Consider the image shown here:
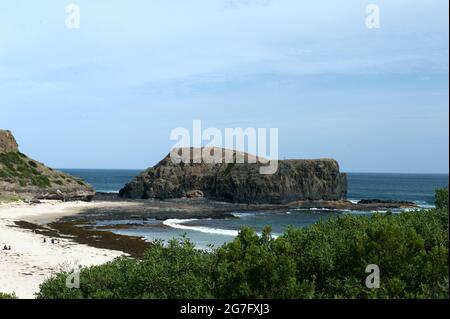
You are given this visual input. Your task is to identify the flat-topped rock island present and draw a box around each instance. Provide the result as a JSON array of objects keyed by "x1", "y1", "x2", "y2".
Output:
[{"x1": 119, "y1": 147, "x2": 348, "y2": 204}]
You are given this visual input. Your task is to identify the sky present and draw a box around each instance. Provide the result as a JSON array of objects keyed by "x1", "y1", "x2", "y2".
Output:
[{"x1": 0, "y1": 0, "x2": 448, "y2": 173}]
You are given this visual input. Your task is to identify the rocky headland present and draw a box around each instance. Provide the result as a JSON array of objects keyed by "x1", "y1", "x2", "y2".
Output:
[{"x1": 0, "y1": 129, "x2": 95, "y2": 202}]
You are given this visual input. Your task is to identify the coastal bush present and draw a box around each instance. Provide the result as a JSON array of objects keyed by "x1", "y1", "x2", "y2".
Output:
[
  {"x1": 210, "y1": 206, "x2": 448, "y2": 299},
  {"x1": 37, "y1": 190, "x2": 449, "y2": 299},
  {"x1": 0, "y1": 292, "x2": 17, "y2": 299},
  {"x1": 435, "y1": 188, "x2": 449, "y2": 210},
  {"x1": 37, "y1": 237, "x2": 213, "y2": 299},
  {"x1": 212, "y1": 227, "x2": 312, "y2": 298}
]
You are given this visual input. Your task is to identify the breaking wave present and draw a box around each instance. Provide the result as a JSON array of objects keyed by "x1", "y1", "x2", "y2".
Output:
[
  {"x1": 162, "y1": 218, "x2": 280, "y2": 238},
  {"x1": 163, "y1": 219, "x2": 239, "y2": 237}
]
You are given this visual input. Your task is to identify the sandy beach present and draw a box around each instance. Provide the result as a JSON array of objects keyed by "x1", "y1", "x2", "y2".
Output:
[{"x1": 0, "y1": 200, "x2": 136, "y2": 299}]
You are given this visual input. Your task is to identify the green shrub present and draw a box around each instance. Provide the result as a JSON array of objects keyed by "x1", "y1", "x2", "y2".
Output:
[
  {"x1": 37, "y1": 237, "x2": 213, "y2": 299},
  {"x1": 435, "y1": 188, "x2": 449, "y2": 210},
  {"x1": 32, "y1": 175, "x2": 51, "y2": 188},
  {"x1": 212, "y1": 227, "x2": 309, "y2": 298},
  {"x1": 28, "y1": 161, "x2": 38, "y2": 168},
  {"x1": 0, "y1": 169, "x2": 10, "y2": 178},
  {"x1": 0, "y1": 292, "x2": 17, "y2": 299},
  {"x1": 0, "y1": 152, "x2": 22, "y2": 165}
]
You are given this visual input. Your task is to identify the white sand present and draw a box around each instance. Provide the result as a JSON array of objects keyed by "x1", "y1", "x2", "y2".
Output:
[{"x1": 0, "y1": 200, "x2": 137, "y2": 299}]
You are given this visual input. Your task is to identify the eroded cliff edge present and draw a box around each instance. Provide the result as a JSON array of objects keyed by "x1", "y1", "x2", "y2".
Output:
[
  {"x1": 119, "y1": 148, "x2": 347, "y2": 204},
  {"x1": 0, "y1": 129, "x2": 95, "y2": 202}
]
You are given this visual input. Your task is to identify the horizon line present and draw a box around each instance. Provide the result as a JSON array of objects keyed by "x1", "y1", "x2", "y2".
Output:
[{"x1": 57, "y1": 168, "x2": 450, "y2": 176}]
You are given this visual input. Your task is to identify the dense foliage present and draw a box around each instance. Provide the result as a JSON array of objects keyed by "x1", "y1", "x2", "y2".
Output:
[
  {"x1": 37, "y1": 190, "x2": 449, "y2": 299},
  {"x1": 436, "y1": 188, "x2": 449, "y2": 210}
]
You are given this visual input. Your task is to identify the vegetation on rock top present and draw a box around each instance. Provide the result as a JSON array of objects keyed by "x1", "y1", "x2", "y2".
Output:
[{"x1": 0, "y1": 152, "x2": 51, "y2": 188}]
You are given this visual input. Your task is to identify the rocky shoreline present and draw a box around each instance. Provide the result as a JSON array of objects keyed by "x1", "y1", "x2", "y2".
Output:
[
  {"x1": 8, "y1": 194, "x2": 419, "y2": 260},
  {"x1": 89, "y1": 192, "x2": 418, "y2": 219}
]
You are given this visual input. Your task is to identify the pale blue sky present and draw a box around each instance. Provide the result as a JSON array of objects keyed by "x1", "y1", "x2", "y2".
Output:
[{"x1": 0, "y1": 0, "x2": 448, "y2": 173}]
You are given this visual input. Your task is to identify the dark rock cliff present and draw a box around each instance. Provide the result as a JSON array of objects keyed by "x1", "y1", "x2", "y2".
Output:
[
  {"x1": 0, "y1": 129, "x2": 95, "y2": 202},
  {"x1": 119, "y1": 148, "x2": 347, "y2": 204}
]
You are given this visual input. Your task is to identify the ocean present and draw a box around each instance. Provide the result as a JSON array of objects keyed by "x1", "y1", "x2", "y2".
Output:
[{"x1": 61, "y1": 169, "x2": 449, "y2": 249}]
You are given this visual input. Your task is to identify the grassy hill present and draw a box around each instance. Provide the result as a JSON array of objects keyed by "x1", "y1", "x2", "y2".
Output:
[{"x1": 0, "y1": 130, "x2": 94, "y2": 202}]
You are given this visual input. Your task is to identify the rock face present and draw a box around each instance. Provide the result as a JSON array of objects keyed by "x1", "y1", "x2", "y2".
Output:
[
  {"x1": 119, "y1": 148, "x2": 347, "y2": 204},
  {"x1": 0, "y1": 130, "x2": 19, "y2": 154},
  {"x1": 0, "y1": 129, "x2": 95, "y2": 202}
]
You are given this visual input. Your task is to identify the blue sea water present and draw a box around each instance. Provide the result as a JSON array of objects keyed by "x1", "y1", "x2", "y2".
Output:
[
  {"x1": 347, "y1": 173, "x2": 448, "y2": 208},
  {"x1": 60, "y1": 169, "x2": 142, "y2": 193},
  {"x1": 61, "y1": 169, "x2": 448, "y2": 249}
]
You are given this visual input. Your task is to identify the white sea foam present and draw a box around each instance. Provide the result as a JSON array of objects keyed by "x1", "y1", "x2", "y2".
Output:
[
  {"x1": 162, "y1": 218, "x2": 280, "y2": 239},
  {"x1": 403, "y1": 208, "x2": 420, "y2": 212},
  {"x1": 163, "y1": 219, "x2": 239, "y2": 237},
  {"x1": 302, "y1": 207, "x2": 352, "y2": 213},
  {"x1": 294, "y1": 203, "x2": 427, "y2": 214},
  {"x1": 231, "y1": 212, "x2": 264, "y2": 218},
  {"x1": 414, "y1": 201, "x2": 435, "y2": 209}
]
